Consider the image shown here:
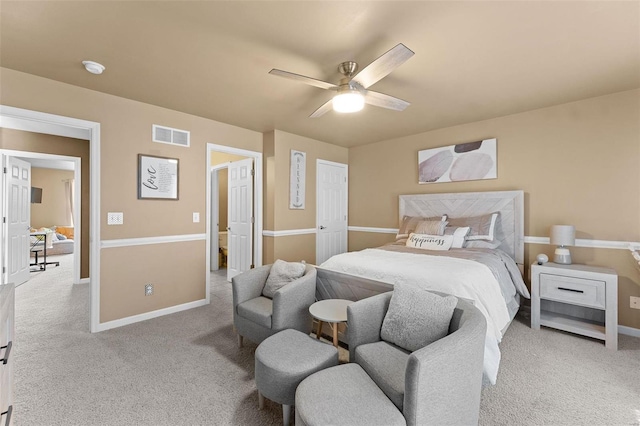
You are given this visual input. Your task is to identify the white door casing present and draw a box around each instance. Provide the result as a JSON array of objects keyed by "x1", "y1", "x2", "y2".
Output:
[
  {"x1": 316, "y1": 160, "x2": 348, "y2": 265},
  {"x1": 5, "y1": 156, "x2": 31, "y2": 286},
  {"x1": 227, "y1": 158, "x2": 253, "y2": 281},
  {"x1": 210, "y1": 167, "x2": 220, "y2": 271}
]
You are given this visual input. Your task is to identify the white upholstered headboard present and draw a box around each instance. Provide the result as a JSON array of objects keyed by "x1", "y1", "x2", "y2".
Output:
[{"x1": 399, "y1": 190, "x2": 525, "y2": 270}]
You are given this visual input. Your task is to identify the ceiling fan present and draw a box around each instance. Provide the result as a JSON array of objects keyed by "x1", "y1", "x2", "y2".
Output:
[{"x1": 269, "y1": 43, "x2": 414, "y2": 118}]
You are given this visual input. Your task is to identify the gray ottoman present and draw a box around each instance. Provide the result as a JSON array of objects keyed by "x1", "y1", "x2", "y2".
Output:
[
  {"x1": 295, "y1": 363, "x2": 406, "y2": 426},
  {"x1": 255, "y1": 329, "x2": 338, "y2": 425}
]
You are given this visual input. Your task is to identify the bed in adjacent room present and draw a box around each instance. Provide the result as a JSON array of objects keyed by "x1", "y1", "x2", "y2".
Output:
[{"x1": 316, "y1": 190, "x2": 530, "y2": 384}]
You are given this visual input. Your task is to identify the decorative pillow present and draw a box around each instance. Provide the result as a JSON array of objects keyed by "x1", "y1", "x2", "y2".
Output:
[
  {"x1": 396, "y1": 215, "x2": 447, "y2": 242},
  {"x1": 445, "y1": 226, "x2": 471, "y2": 248},
  {"x1": 414, "y1": 219, "x2": 448, "y2": 236},
  {"x1": 381, "y1": 286, "x2": 458, "y2": 352},
  {"x1": 56, "y1": 233, "x2": 67, "y2": 240},
  {"x1": 447, "y1": 212, "x2": 499, "y2": 241},
  {"x1": 406, "y1": 233, "x2": 453, "y2": 251},
  {"x1": 56, "y1": 226, "x2": 75, "y2": 240},
  {"x1": 262, "y1": 259, "x2": 306, "y2": 299}
]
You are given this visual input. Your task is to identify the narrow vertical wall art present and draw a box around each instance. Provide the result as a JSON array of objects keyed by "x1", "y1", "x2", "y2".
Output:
[{"x1": 290, "y1": 150, "x2": 306, "y2": 209}]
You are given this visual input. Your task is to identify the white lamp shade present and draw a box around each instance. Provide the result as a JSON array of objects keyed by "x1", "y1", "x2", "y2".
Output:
[
  {"x1": 332, "y1": 91, "x2": 364, "y2": 113},
  {"x1": 550, "y1": 225, "x2": 575, "y2": 246}
]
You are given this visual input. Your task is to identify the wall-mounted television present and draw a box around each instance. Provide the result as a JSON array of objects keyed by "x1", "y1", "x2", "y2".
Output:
[{"x1": 31, "y1": 187, "x2": 42, "y2": 204}]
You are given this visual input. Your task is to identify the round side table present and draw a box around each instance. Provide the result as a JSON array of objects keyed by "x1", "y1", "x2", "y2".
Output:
[{"x1": 309, "y1": 299, "x2": 353, "y2": 347}]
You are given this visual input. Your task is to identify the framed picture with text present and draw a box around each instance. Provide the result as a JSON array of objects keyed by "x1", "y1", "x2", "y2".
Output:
[{"x1": 138, "y1": 154, "x2": 179, "y2": 200}]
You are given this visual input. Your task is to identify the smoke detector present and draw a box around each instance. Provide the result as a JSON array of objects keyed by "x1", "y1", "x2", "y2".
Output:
[{"x1": 82, "y1": 60, "x2": 105, "y2": 75}]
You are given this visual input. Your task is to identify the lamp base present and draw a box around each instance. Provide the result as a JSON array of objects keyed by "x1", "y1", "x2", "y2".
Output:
[{"x1": 554, "y1": 247, "x2": 572, "y2": 265}]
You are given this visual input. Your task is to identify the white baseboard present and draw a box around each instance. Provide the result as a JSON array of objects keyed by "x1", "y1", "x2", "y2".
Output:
[
  {"x1": 76, "y1": 278, "x2": 90, "y2": 285},
  {"x1": 619, "y1": 325, "x2": 640, "y2": 338},
  {"x1": 94, "y1": 299, "x2": 208, "y2": 332}
]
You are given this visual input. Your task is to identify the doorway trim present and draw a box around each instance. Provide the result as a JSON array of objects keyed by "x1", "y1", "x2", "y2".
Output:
[
  {"x1": 0, "y1": 149, "x2": 82, "y2": 285},
  {"x1": 206, "y1": 144, "x2": 262, "y2": 288},
  {"x1": 0, "y1": 105, "x2": 101, "y2": 333}
]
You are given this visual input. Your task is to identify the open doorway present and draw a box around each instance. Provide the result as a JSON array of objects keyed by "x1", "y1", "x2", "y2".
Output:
[
  {"x1": 0, "y1": 105, "x2": 101, "y2": 332},
  {"x1": 1, "y1": 150, "x2": 82, "y2": 286},
  {"x1": 206, "y1": 144, "x2": 262, "y2": 285}
]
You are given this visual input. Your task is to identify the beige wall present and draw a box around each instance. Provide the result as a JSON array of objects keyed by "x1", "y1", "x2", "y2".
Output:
[
  {"x1": 263, "y1": 130, "x2": 348, "y2": 264},
  {"x1": 30, "y1": 167, "x2": 75, "y2": 228},
  {"x1": 1, "y1": 68, "x2": 262, "y2": 323},
  {"x1": 0, "y1": 129, "x2": 90, "y2": 278},
  {"x1": 348, "y1": 89, "x2": 640, "y2": 329}
]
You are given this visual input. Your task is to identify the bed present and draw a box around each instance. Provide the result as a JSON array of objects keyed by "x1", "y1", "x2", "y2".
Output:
[{"x1": 316, "y1": 190, "x2": 530, "y2": 385}]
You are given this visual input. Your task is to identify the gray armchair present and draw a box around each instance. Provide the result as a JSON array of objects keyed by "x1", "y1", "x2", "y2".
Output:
[
  {"x1": 295, "y1": 290, "x2": 487, "y2": 426},
  {"x1": 232, "y1": 264, "x2": 317, "y2": 347}
]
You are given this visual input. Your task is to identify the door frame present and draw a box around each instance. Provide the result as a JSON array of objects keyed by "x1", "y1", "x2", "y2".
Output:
[
  {"x1": 1, "y1": 150, "x2": 82, "y2": 285},
  {"x1": 0, "y1": 105, "x2": 101, "y2": 333},
  {"x1": 206, "y1": 144, "x2": 262, "y2": 287},
  {"x1": 315, "y1": 159, "x2": 348, "y2": 265}
]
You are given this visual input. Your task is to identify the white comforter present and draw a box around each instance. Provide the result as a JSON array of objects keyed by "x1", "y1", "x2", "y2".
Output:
[{"x1": 320, "y1": 248, "x2": 515, "y2": 384}]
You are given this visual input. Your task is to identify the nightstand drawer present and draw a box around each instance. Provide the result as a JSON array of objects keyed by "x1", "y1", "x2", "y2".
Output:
[{"x1": 540, "y1": 273, "x2": 605, "y2": 309}]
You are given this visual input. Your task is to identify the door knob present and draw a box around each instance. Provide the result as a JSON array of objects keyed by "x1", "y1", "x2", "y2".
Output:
[{"x1": 319, "y1": 226, "x2": 326, "y2": 230}]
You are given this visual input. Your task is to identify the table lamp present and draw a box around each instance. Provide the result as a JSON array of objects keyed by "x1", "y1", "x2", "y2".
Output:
[{"x1": 550, "y1": 225, "x2": 575, "y2": 264}]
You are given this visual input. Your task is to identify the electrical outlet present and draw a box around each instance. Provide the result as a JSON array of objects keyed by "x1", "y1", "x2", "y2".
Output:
[
  {"x1": 145, "y1": 283, "x2": 153, "y2": 296},
  {"x1": 107, "y1": 212, "x2": 124, "y2": 225},
  {"x1": 631, "y1": 296, "x2": 640, "y2": 309},
  {"x1": 193, "y1": 212, "x2": 200, "y2": 223}
]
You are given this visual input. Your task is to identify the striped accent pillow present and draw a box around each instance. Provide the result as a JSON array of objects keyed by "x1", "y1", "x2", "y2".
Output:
[
  {"x1": 415, "y1": 219, "x2": 448, "y2": 236},
  {"x1": 396, "y1": 215, "x2": 447, "y2": 242}
]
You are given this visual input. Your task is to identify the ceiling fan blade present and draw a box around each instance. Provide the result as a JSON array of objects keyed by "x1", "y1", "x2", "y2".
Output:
[
  {"x1": 363, "y1": 90, "x2": 410, "y2": 111},
  {"x1": 269, "y1": 69, "x2": 338, "y2": 91},
  {"x1": 351, "y1": 43, "x2": 415, "y2": 89},
  {"x1": 309, "y1": 99, "x2": 334, "y2": 118}
]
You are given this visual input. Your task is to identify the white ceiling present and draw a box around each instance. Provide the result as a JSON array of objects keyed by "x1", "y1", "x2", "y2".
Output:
[{"x1": 1, "y1": 1, "x2": 638, "y2": 148}]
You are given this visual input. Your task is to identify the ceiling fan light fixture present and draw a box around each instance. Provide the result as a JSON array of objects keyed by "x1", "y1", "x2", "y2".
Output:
[{"x1": 332, "y1": 90, "x2": 364, "y2": 113}]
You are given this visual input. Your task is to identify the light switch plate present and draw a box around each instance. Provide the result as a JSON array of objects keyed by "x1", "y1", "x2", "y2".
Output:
[
  {"x1": 107, "y1": 212, "x2": 123, "y2": 225},
  {"x1": 193, "y1": 212, "x2": 200, "y2": 223}
]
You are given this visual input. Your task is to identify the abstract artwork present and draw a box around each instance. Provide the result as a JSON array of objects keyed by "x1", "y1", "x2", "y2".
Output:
[{"x1": 418, "y1": 138, "x2": 497, "y2": 184}]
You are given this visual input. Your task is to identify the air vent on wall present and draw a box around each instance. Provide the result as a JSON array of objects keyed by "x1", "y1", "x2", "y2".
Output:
[{"x1": 152, "y1": 124, "x2": 190, "y2": 147}]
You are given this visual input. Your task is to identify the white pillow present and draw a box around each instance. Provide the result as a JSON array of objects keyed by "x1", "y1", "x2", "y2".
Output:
[
  {"x1": 406, "y1": 233, "x2": 453, "y2": 251},
  {"x1": 445, "y1": 226, "x2": 471, "y2": 248}
]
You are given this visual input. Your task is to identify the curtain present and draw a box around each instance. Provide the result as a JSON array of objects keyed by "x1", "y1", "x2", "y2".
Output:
[{"x1": 64, "y1": 179, "x2": 74, "y2": 227}]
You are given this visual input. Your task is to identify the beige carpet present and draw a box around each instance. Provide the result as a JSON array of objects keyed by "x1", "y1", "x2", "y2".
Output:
[{"x1": 13, "y1": 256, "x2": 640, "y2": 425}]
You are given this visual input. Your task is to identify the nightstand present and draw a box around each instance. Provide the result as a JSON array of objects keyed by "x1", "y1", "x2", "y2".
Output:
[{"x1": 531, "y1": 262, "x2": 617, "y2": 350}]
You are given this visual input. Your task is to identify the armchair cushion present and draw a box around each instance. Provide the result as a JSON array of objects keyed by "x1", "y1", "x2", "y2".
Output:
[
  {"x1": 262, "y1": 259, "x2": 306, "y2": 298},
  {"x1": 355, "y1": 341, "x2": 410, "y2": 410},
  {"x1": 237, "y1": 296, "x2": 273, "y2": 328},
  {"x1": 381, "y1": 285, "x2": 457, "y2": 352}
]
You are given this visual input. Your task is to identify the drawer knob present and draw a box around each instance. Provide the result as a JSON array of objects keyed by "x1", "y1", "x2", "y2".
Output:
[{"x1": 557, "y1": 287, "x2": 584, "y2": 294}]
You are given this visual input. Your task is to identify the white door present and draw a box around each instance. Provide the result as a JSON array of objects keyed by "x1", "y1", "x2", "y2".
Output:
[
  {"x1": 5, "y1": 156, "x2": 31, "y2": 286},
  {"x1": 316, "y1": 160, "x2": 348, "y2": 265},
  {"x1": 227, "y1": 158, "x2": 253, "y2": 281}
]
